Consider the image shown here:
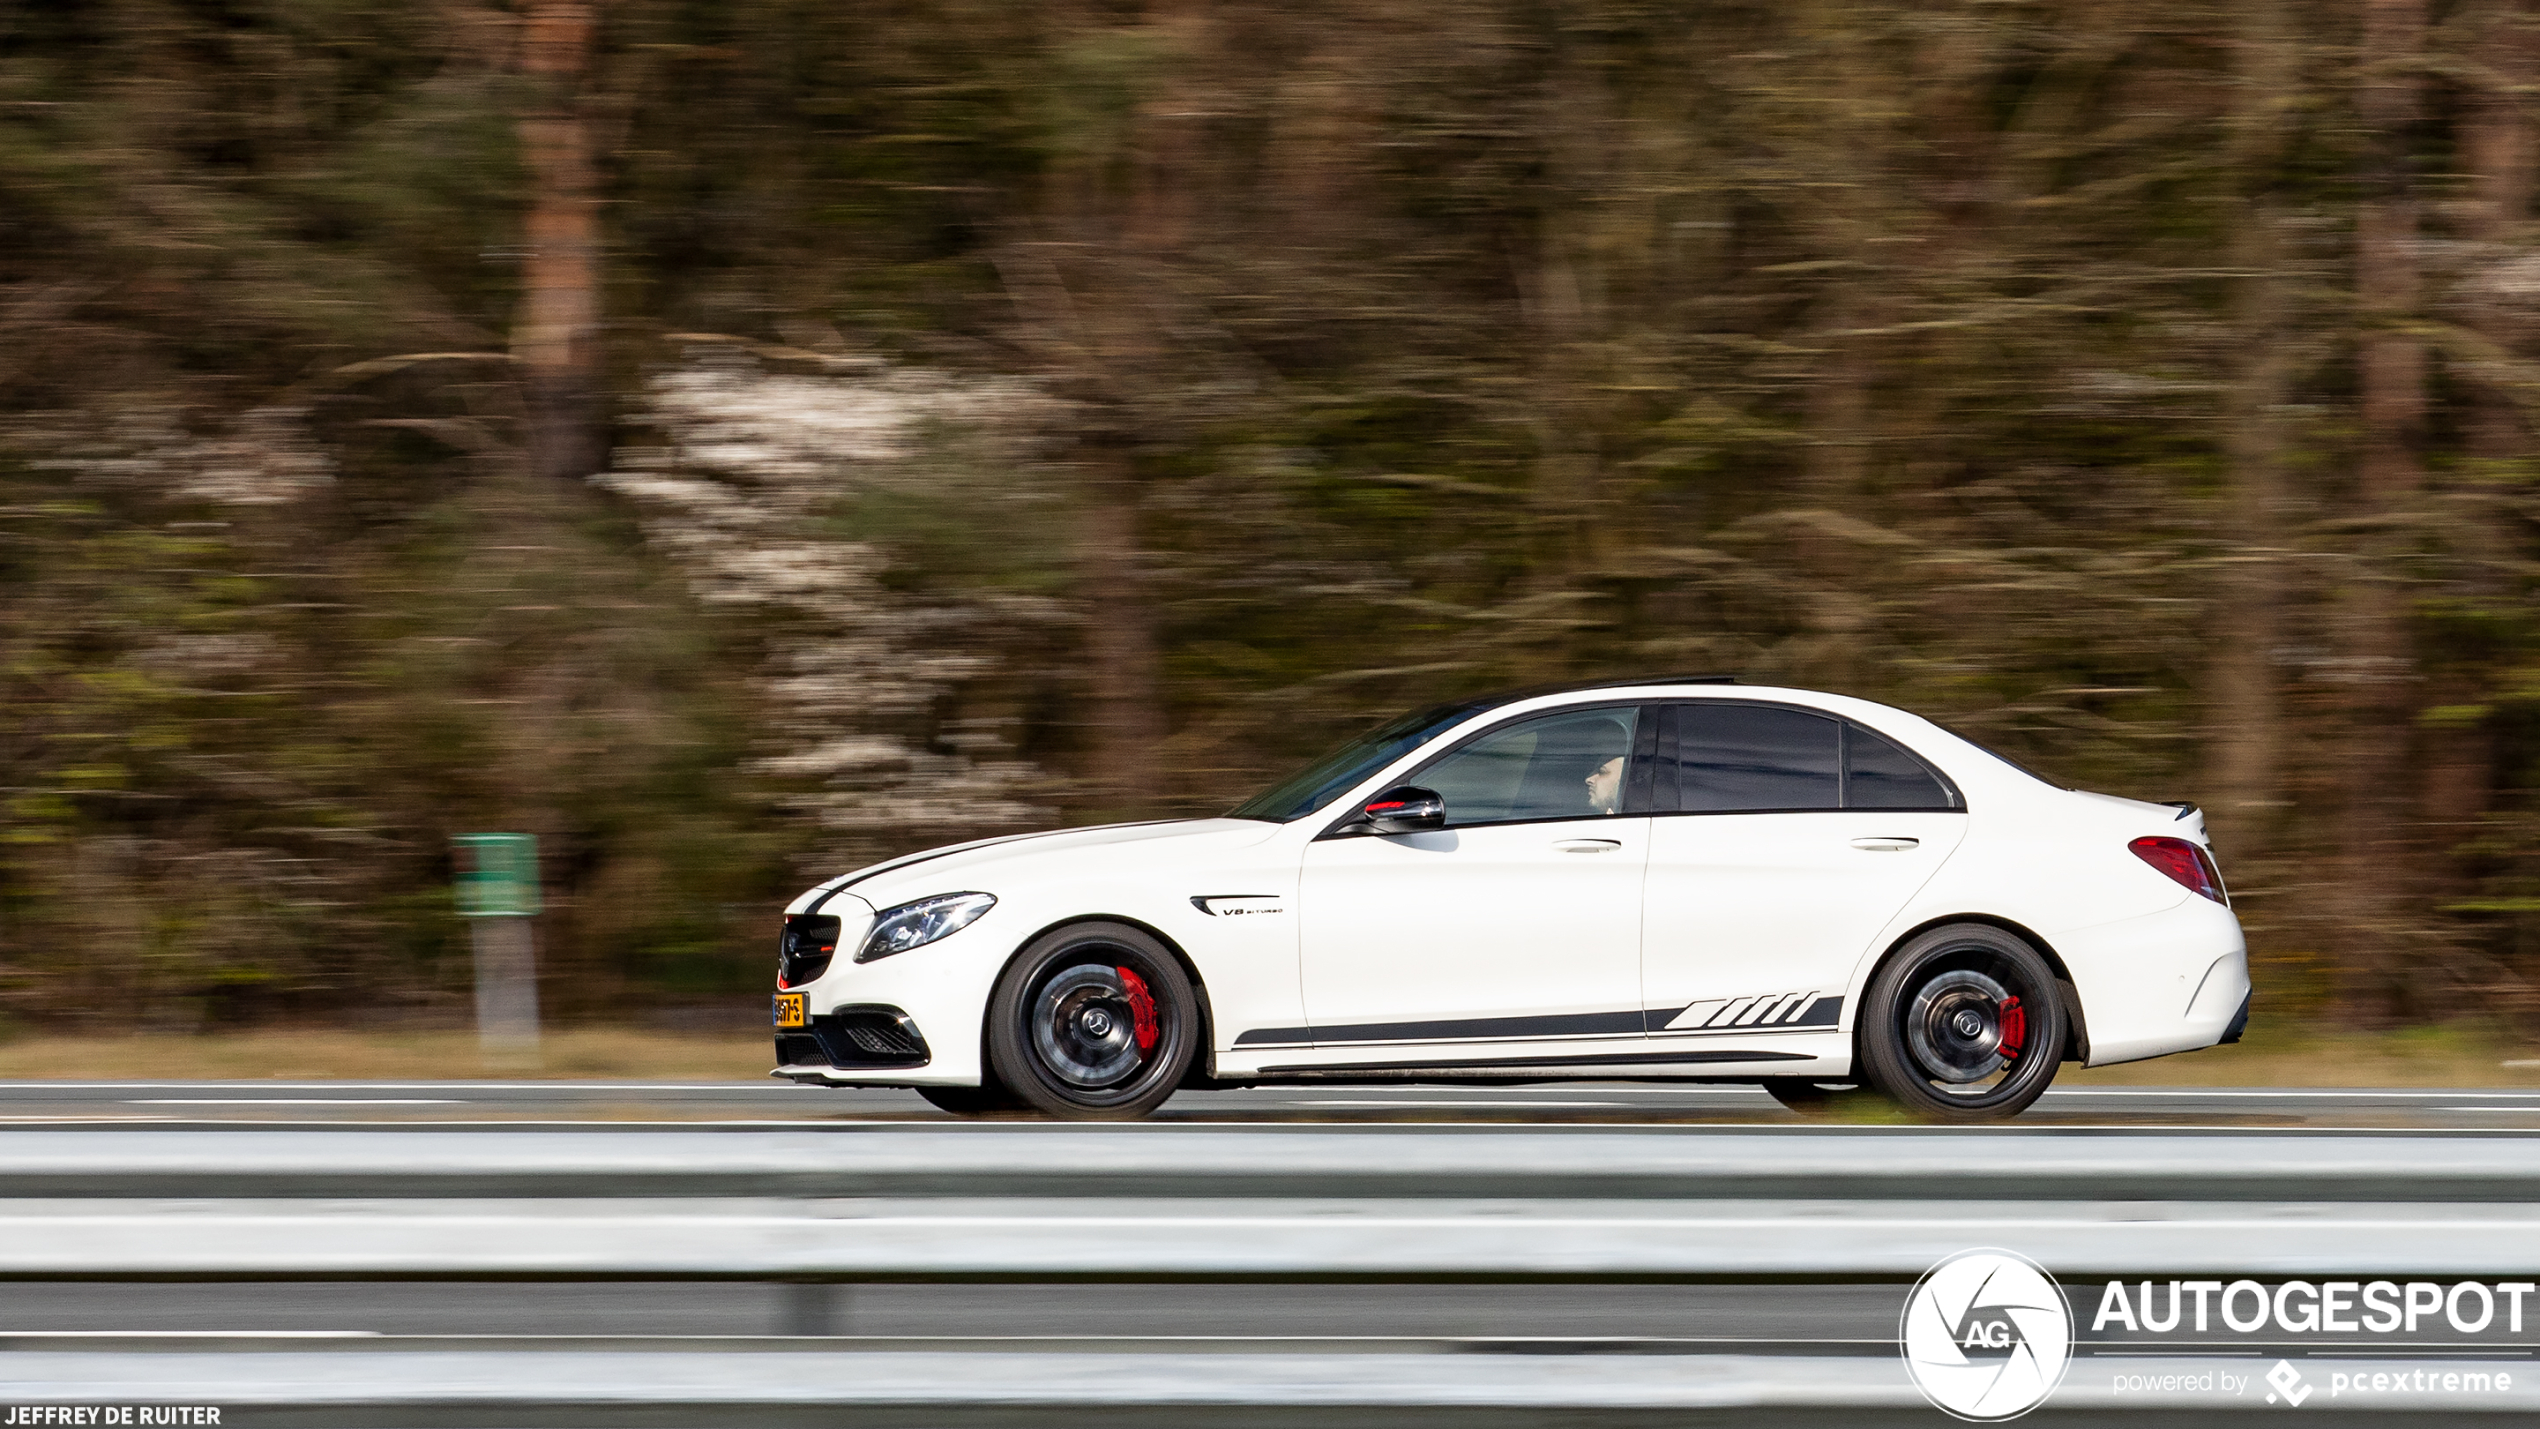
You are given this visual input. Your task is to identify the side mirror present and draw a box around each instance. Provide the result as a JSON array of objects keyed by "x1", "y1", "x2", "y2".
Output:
[{"x1": 1351, "y1": 785, "x2": 1445, "y2": 835}]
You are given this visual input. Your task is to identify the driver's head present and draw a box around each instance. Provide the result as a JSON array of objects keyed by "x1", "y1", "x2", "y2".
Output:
[{"x1": 1585, "y1": 754, "x2": 1624, "y2": 814}]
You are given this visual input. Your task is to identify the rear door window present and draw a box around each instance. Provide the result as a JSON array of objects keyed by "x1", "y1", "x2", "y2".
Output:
[
  {"x1": 1662, "y1": 703, "x2": 1964, "y2": 812},
  {"x1": 1668, "y1": 704, "x2": 1843, "y2": 812}
]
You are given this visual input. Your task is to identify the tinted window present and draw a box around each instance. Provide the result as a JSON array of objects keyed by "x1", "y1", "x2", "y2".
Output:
[
  {"x1": 1846, "y1": 724, "x2": 1959, "y2": 808},
  {"x1": 1417, "y1": 707, "x2": 1639, "y2": 827},
  {"x1": 1673, "y1": 705, "x2": 1841, "y2": 812}
]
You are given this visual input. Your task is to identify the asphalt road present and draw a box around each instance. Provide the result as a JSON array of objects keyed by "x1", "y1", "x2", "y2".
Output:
[{"x1": 6, "y1": 1078, "x2": 2540, "y2": 1128}]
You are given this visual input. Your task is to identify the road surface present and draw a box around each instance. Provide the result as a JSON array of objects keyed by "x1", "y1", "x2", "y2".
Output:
[{"x1": 3, "y1": 1077, "x2": 2538, "y2": 1127}]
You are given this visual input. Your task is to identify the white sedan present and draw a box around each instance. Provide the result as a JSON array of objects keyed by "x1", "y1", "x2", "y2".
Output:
[{"x1": 771, "y1": 679, "x2": 2249, "y2": 1121}]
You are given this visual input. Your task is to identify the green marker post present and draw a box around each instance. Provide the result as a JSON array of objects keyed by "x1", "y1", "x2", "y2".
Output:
[{"x1": 455, "y1": 833, "x2": 542, "y2": 1067}]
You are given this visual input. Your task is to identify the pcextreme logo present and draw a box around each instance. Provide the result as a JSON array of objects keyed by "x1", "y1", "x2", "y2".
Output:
[{"x1": 1900, "y1": 1249, "x2": 2075, "y2": 1421}]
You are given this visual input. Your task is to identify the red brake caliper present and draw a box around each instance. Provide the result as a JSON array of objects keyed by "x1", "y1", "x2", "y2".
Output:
[
  {"x1": 1997, "y1": 995, "x2": 2026, "y2": 1062},
  {"x1": 1116, "y1": 966, "x2": 1159, "y2": 1055}
]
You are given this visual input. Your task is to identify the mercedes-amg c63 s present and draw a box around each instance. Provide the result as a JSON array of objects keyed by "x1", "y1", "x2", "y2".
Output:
[{"x1": 771, "y1": 678, "x2": 2249, "y2": 1121}]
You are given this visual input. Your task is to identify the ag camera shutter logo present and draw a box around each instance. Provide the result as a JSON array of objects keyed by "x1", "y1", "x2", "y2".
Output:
[{"x1": 1901, "y1": 1249, "x2": 2074, "y2": 1421}]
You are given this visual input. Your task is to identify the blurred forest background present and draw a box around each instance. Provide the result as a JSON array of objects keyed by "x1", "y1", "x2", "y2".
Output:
[{"x1": 3, "y1": 0, "x2": 2537, "y2": 1034}]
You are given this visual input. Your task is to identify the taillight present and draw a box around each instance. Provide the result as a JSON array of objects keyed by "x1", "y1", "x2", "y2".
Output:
[{"x1": 2129, "y1": 836, "x2": 2226, "y2": 904}]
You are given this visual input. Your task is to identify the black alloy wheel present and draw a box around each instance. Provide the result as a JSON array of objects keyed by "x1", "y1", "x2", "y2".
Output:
[
  {"x1": 1856, "y1": 923, "x2": 2066, "y2": 1122},
  {"x1": 986, "y1": 921, "x2": 1199, "y2": 1120}
]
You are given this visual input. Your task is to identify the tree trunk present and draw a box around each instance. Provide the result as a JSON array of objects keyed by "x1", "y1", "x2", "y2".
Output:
[
  {"x1": 2342, "y1": 0, "x2": 2429, "y2": 1013},
  {"x1": 1057, "y1": 0, "x2": 1207, "y2": 817},
  {"x1": 2464, "y1": 0, "x2": 2537, "y2": 464},
  {"x1": 1524, "y1": 234, "x2": 1603, "y2": 621},
  {"x1": 1078, "y1": 459, "x2": 1166, "y2": 815},
  {"x1": 1511, "y1": 23, "x2": 1637, "y2": 687},
  {"x1": 2427, "y1": 0, "x2": 2538, "y2": 879},
  {"x1": 1521, "y1": 38, "x2": 1605, "y2": 619},
  {"x1": 513, "y1": 0, "x2": 604, "y2": 485},
  {"x1": 2205, "y1": 0, "x2": 2294, "y2": 862}
]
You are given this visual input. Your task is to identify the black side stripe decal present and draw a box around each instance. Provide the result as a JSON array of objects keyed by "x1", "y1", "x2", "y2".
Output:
[
  {"x1": 1234, "y1": 996, "x2": 1843, "y2": 1049},
  {"x1": 1258, "y1": 1048, "x2": 1814, "y2": 1075},
  {"x1": 1646, "y1": 994, "x2": 1843, "y2": 1034},
  {"x1": 1235, "y1": 1007, "x2": 1644, "y2": 1048}
]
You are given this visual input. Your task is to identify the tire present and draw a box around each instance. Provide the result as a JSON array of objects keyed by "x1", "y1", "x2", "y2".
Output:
[
  {"x1": 1761, "y1": 1078, "x2": 1882, "y2": 1119},
  {"x1": 1856, "y1": 923, "x2": 2066, "y2": 1123},
  {"x1": 986, "y1": 921, "x2": 1199, "y2": 1120},
  {"x1": 915, "y1": 1083, "x2": 1025, "y2": 1118}
]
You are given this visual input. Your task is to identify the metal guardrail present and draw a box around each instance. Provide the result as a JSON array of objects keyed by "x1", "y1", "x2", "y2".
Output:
[
  {"x1": 6, "y1": 1126, "x2": 2540, "y2": 1201},
  {"x1": 0, "y1": 1127, "x2": 2526, "y2": 1279},
  {"x1": 3, "y1": 1348, "x2": 1924, "y2": 1407},
  {"x1": 3, "y1": 1128, "x2": 2535, "y2": 1424},
  {"x1": 5, "y1": 1196, "x2": 2538, "y2": 1278}
]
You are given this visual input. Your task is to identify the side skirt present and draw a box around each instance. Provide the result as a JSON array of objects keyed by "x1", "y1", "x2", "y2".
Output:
[{"x1": 1251, "y1": 1049, "x2": 1820, "y2": 1082}]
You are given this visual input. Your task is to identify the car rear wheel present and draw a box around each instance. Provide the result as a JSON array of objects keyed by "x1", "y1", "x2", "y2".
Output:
[
  {"x1": 1857, "y1": 923, "x2": 2065, "y2": 1123},
  {"x1": 986, "y1": 921, "x2": 1198, "y2": 1121}
]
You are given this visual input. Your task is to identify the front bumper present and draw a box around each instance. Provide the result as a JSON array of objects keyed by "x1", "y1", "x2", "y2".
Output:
[{"x1": 772, "y1": 1005, "x2": 931, "y2": 1084}]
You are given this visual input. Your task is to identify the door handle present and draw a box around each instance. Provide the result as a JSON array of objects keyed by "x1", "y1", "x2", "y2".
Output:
[
  {"x1": 1553, "y1": 838, "x2": 1624, "y2": 854},
  {"x1": 1850, "y1": 836, "x2": 1919, "y2": 852}
]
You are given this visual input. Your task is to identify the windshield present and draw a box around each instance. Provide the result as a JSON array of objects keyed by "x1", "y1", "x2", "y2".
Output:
[{"x1": 1228, "y1": 701, "x2": 1486, "y2": 821}]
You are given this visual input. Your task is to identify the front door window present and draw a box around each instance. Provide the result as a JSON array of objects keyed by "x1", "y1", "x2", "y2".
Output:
[{"x1": 1423, "y1": 706, "x2": 1641, "y2": 826}]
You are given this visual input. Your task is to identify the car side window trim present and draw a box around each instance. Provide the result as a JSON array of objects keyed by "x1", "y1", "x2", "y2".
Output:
[
  {"x1": 1314, "y1": 701, "x2": 1656, "y2": 839},
  {"x1": 1625, "y1": 703, "x2": 1660, "y2": 815},
  {"x1": 1651, "y1": 703, "x2": 1679, "y2": 812},
  {"x1": 1655, "y1": 699, "x2": 1966, "y2": 815}
]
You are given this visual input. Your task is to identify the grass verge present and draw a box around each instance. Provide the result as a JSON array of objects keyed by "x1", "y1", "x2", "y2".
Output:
[
  {"x1": 2062, "y1": 1018, "x2": 2540, "y2": 1088},
  {"x1": 0, "y1": 1028, "x2": 772, "y2": 1080}
]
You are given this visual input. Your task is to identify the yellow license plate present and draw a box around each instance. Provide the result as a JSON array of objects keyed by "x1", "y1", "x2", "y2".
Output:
[{"x1": 772, "y1": 992, "x2": 806, "y2": 1029}]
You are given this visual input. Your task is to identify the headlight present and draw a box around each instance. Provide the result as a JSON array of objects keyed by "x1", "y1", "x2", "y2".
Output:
[{"x1": 857, "y1": 892, "x2": 997, "y2": 963}]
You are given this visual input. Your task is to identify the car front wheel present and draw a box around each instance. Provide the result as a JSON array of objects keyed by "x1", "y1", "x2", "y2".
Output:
[
  {"x1": 1856, "y1": 923, "x2": 2065, "y2": 1123},
  {"x1": 986, "y1": 921, "x2": 1198, "y2": 1120}
]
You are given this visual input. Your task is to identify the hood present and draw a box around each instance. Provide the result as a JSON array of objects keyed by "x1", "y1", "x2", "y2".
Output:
[{"x1": 798, "y1": 818, "x2": 1282, "y2": 912}]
